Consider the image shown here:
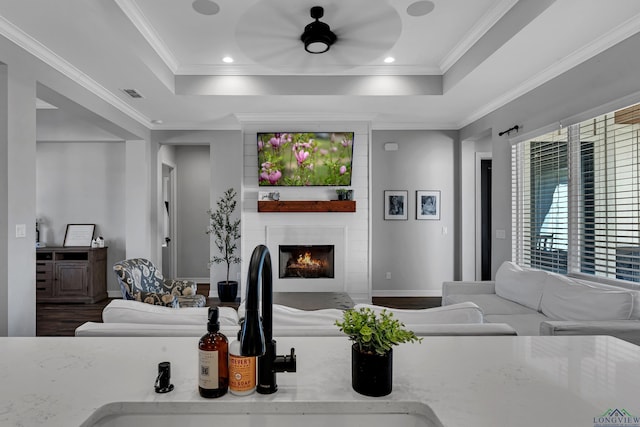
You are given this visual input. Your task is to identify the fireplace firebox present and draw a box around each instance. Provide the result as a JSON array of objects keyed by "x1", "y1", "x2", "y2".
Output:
[{"x1": 279, "y1": 245, "x2": 335, "y2": 279}]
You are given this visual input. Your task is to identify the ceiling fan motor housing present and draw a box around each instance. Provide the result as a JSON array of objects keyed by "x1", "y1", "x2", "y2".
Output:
[{"x1": 301, "y1": 6, "x2": 337, "y2": 54}]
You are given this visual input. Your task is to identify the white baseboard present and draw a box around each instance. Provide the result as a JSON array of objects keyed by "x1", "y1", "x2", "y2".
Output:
[{"x1": 372, "y1": 290, "x2": 442, "y2": 297}]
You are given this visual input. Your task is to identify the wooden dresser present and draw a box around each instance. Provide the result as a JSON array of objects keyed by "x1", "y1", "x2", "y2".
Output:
[{"x1": 36, "y1": 247, "x2": 108, "y2": 303}]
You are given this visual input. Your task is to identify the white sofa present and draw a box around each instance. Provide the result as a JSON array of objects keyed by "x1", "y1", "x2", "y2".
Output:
[
  {"x1": 443, "y1": 261, "x2": 640, "y2": 345},
  {"x1": 74, "y1": 299, "x2": 517, "y2": 337}
]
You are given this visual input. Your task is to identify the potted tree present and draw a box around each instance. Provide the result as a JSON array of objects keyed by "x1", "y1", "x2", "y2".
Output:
[
  {"x1": 335, "y1": 307, "x2": 422, "y2": 396},
  {"x1": 207, "y1": 188, "x2": 241, "y2": 302}
]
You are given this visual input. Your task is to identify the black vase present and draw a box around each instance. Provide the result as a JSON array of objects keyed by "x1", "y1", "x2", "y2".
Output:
[
  {"x1": 217, "y1": 280, "x2": 238, "y2": 302},
  {"x1": 351, "y1": 344, "x2": 392, "y2": 397}
]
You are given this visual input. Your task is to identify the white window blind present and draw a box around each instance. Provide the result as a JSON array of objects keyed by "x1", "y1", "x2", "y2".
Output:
[
  {"x1": 512, "y1": 127, "x2": 569, "y2": 274},
  {"x1": 513, "y1": 103, "x2": 640, "y2": 284},
  {"x1": 572, "y1": 108, "x2": 640, "y2": 282}
]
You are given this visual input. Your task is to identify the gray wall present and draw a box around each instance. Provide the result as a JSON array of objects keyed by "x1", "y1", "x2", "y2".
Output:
[
  {"x1": 371, "y1": 130, "x2": 458, "y2": 296},
  {"x1": 0, "y1": 61, "x2": 37, "y2": 336},
  {"x1": 155, "y1": 129, "x2": 243, "y2": 289},
  {"x1": 36, "y1": 141, "x2": 126, "y2": 294},
  {"x1": 175, "y1": 145, "x2": 210, "y2": 279}
]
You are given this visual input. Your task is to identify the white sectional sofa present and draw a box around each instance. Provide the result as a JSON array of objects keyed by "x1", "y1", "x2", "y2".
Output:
[
  {"x1": 443, "y1": 261, "x2": 640, "y2": 345},
  {"x1": 74, "y1": 299, "x2": 517, "y2": 337}
]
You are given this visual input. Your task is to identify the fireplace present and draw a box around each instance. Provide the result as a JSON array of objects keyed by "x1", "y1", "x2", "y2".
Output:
[
  {"x1": 279, "y1": 245, "x2": 335, "y2": 279},
  {"x1": 266, "y1": 225, "x2": 346, "y2": 292}
]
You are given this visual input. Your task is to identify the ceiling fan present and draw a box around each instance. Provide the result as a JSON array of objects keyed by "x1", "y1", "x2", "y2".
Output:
[{"x1": 235, "y1": 0, "x2": 401, "y2": 72}]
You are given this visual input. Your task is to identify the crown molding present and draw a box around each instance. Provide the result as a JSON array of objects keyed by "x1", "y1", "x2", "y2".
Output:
[
  {"x1": 150, "y1": 121, "x2": 242, "y2": 131},
  {"x1": 0, "y1": 15, "x2": 152, "y2": 128},
  {"x1": 114, "y1": 0, "x2": 179, "y2": 73},
  {"x1": 148, "y1": 117, "x2": 459, "y2": 131},
  {"x1": 371, "y1": 121, "x2": 459, "y2": 131},
  {"x1": 457, "y1": 12, "x2": 640, "y2": 129},
  {"x1": 439, "y1": 0, "x2": 518, "y2": 73},
  {"x1": 176, "y1": 63, "x2": 442, "y2": 76},
  {"x1": 235, "y1": 112, "x2": 376, "y2": 124}
]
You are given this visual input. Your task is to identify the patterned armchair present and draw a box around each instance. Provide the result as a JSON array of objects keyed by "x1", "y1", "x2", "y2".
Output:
[{"x1": 113, "y1": 258, "x2": 207, "y2": 308}]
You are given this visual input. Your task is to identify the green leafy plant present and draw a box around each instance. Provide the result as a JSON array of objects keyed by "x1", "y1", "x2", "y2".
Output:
[
  {"x1": 335, "y1": 188, "x2": 348, "y2": 200},
  {"x1": 335, "y1": 307, "x2": 422, "y2": 356},
  {"x1": 207, "y1": 188, "x2": 241, "y2": 284}
]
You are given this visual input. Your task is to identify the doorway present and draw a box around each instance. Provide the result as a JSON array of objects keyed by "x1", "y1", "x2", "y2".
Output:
[
  {"x1": 480, "y1": 159, "x2": 492, "y2": 280},
  {"x1": 162, "y1": 163, "x2": 176, "y2": 278}
]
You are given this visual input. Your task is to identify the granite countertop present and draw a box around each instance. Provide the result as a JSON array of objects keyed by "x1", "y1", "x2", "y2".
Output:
[{"x1": 1, "y1": 335, "x2": 639, "y2": 426}]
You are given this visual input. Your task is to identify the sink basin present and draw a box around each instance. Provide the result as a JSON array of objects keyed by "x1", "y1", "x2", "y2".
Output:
[{"x1": 82, "y1": 400, "x2": 441, "y2": 427}]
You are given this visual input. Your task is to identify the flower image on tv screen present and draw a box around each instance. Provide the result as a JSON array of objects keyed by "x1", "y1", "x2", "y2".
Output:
[{"x1": 257, "y1": 132, "x2": 354, "y2": 186}]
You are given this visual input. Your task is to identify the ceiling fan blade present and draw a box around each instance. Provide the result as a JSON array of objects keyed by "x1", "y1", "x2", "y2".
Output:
[
  {"x1": 265, "y1": 0, "x2": 307, "y2": 28},
  {"x1": 236, "y1": 0, "x2": 401, "y2": 73}
]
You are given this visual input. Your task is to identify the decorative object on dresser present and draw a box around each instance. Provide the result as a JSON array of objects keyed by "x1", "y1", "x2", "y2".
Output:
[
  {"x1": 208, "y1": 188, "x2": 241, "y2": 302},
  {"x1": 62, "y1": 223, "x2": 96, "y2": 247},
  {"x1": 335, "y1": 306, "x2": 422, "y2": 397},
  {"x1": 36, "y1": 247, "x2": 107, "y2": 303}
]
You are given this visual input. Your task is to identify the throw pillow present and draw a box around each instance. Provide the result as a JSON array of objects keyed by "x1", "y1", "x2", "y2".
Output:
[
  {"x1": 540, "y1": 274, "x2": 635, "y2": 321},
  {"x1": 494, "y1": 261, "x2": 547, "y2": 311}
]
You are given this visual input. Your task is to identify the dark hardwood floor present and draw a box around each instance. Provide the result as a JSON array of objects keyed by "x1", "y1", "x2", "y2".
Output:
[
  {"x1": 36, "y1": 299, "x2": 113, "y2": 336},
  {"x1": 36, "y1": 294, "x2": 441, "y2": 337},
  {"x1": 373, "y1": 296, "x2": 441, "y2": 310}
]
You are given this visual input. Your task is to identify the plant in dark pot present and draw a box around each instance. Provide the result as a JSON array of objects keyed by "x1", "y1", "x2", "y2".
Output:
[
  {"x1": 335, "y1": 188, "x2": 353, "y2": 201},
  {"x1": 207, "y1": 188, "x2": 241, "y2": 302},
  {"x1": 335, "y1": 307, "x2": 422, "y2": 397}
]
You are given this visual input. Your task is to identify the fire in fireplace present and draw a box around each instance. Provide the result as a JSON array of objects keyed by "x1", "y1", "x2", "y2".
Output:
[{"x1": 279, "y1": 245, "x2": 335, "y2": 279}]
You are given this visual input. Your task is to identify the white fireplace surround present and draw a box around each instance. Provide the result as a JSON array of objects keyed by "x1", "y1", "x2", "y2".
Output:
[{"x1": 266, "y1": 226, "x2": 346, "y2": 292}]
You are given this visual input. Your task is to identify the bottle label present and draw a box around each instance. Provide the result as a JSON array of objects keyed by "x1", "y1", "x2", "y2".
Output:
[
  {"x1": 199, "y1": 350, "x2": 219, "y2": 389},
  {"x1": 229, "y1": 354, "x2": 256, "y2": 392}
]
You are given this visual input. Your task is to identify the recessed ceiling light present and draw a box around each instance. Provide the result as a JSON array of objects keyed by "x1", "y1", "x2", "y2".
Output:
[
  {"x1": 222, "y1": 56, "x2": 234, "y2": 63},
  {"x1": 384, "y1": 57, "x2": 395, "y2": 64},
  {"x1": 407, "y1": 1, "x2": 435, "y2": 17},
  {"x1": 151, "y1": 119, "x2": 163, "y2": 125},
  {"x1": 192, "y1": 0, "x2": 220, "y2": 15}
]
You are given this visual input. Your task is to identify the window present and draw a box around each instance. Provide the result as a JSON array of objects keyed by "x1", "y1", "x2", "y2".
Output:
[
  {"x1": 512, "y1": 128, "x2": 570, "y2": 274},
  {"x1": 513, "y1": 103, "x2": 640, "y2": 284}
]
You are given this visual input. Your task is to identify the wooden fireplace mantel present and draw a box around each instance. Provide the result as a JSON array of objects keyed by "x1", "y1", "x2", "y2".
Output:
[{"x1": 257, "y1": 200, "x2": 356, "y2": 213}]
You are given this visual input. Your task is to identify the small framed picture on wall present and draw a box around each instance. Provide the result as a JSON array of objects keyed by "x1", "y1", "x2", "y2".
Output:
[
  {"x1": 416, "y1": 190, "x2": 440, "y2": 220},
  {"x1": 384, "y1": 190, "x2": 408, "y2": 220}
]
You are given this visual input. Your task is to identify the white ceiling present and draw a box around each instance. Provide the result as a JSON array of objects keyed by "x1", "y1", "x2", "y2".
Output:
[{"x1": 1, "y1": 0, "x2": 640, "y2": 131}]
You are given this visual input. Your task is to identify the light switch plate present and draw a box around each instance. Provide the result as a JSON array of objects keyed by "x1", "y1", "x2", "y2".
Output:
[{"x1": 15, "y1": 224, "x2": 26, "y2": 238}]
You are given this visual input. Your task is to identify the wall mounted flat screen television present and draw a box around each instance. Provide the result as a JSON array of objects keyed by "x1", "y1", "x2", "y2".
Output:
[{"x1": 258, "y1": 132, "x2": 354, "y2": 186}]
